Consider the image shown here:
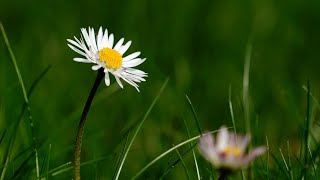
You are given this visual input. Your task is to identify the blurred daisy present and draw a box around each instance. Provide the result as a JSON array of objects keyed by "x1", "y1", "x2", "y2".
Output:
[
  {"x1": 198, "y1": 126, "x2": 266, "y2": 170},
  {"x1": 67, "y1": 27, "x2": 147, "y2": 92}
]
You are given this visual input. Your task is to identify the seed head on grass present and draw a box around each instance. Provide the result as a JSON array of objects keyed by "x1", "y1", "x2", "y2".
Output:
[
  {"x1": 67, "y1": 27, "x2": 147, "y2": 92},
  {"x1": 198, "y1": 126, "x2": 266, "y2": 171}
]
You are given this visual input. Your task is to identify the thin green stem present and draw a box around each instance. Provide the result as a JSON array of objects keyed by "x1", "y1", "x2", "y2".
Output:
[{"x1": 74, "y1": 69, "x2": 104, "y2": 180}]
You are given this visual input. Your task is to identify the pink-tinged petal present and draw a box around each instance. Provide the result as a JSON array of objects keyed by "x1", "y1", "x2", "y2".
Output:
[
  {"x1": 236, "y1": 135, "x2": 251, "y2": 153},
  {"x1": 217, "y1": 127, "x2": 229, "y2": 152},
  {"x1": 198, "y1": 133, "x2": 217, "y2": 162},
  {"x1": 243, "y1": 146, "x2": 266, "y2": 164}
]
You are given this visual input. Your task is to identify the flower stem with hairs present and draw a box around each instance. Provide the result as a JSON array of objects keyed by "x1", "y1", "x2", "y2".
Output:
[{"x1": 74, "y1": 69, "x2": 104, "y2": 180}]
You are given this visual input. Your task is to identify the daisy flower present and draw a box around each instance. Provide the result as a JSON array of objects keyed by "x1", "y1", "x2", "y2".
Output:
[
  {"x1": 67, "y1": 27, "x2": 147, "y2": 92},
  {"x1": 198, "y1": 126, "x2": 266, "y2": 170}
]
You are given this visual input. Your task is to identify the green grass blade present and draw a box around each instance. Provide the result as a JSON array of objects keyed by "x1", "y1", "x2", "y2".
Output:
[
  {"x1": 279, "y1": 148, "x2": 290, "y2": 178},
  {"x1": 287, "y1": 141, "x2": 293, "y2": 180},
  {"x1": 266, "y1": 136, "x2": 270, "y2": 180},
  {"x1": 114, "y1": 78, "x2": 169, "y2": 180},
  {"x1": 0, "y1": 22, "x2": 28, "y2": 103},
  {"x1": 307, "y1": 145, "x2": 316, "y2": 176},
  {"x1": 159, "y1": 142, "x2": 198, "y2": 179},
  {"x1": 0, "y1": 130, "x2": 6, "y2": 145},
  {"x1": 243, "y1": 40, "x2": 252, "y2": 134},
  {"x1": 50, "y1": 155, "x2": 114, "y2": 177},
  {"x1": 228, "y1": 85, "x2": 237, "y2": 134},
  {"x1": 304, "y1": 80, "x2": 310, "y2": 166},
  {"x1": 175, "y1": 148, "x2": 190, "y2": 180},
  {"x1": 112, "y1": 130, "x2": 131, "y2": 180},
  {"x1": 46, "y1": 144, "x2": 52, "y2": 180},
  {"x1": 183, "y1": 117, "x2": 201, "y2": 180},
  {"x1": 0, "y1": 157, "x2": 9, "y2": 180},
  {"x1": 185, "y1": 95, "x2": 202, "y2": 134},
  {"x1": 131, "y1": 129, "x2": 221, "y2": 179}
]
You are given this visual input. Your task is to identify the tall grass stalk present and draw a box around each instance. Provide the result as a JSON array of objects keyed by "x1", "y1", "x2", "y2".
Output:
[
  {"x1": 1, "y1": 22, "x2": 40, "y2": 179},
  {"x1": 183, "y1": 117, "x2": 201, "y2": 180},
  {"x1": 131, "y1": 129, "x2": 222, "y2": 179},
  {"x1": 114, "y1": 78, "x2": 169, "y2": 180}
]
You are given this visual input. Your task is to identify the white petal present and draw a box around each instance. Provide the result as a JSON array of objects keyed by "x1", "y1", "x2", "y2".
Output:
[
  {"x1": 118, "y1": 41, "x2": 132, "y2": 55},
  {"x1": 81, "y1": 28, "x2": 91, "y2": 48},
  {"x1": 114, "y1": 75, "x2": 123, "y2": 88},
  {"x1": 89, "y1": 27, "x2": 98, "y2": 52},
  {"x1": 101, "y1": 29, "x2": 109, "y2": 48},
  {"x1": 91, "y1": 64, "x2": 101, "y2": 70},
  {"x1": 118, "y1": 73, "x2": 140, "y2": 92},
  {"x1": 104, "y1": 71, "x2": 110, "y2": 86},
  {"x1": 114, "y1": 38, "x2": 124, "y2": 51},
  {"x1": 122, "y1": 58, "x2": 146, "y2": 68},
  {"x1": 123, "y1": 52, "x2": 141, "y2": 61},
  {"x1": 68, "y1": 44, "x2": 87, "y2": 57},
  {"x1": 123, "y1": 72, "x2": 146, "y2": 82},
  {"x1": 67, "y1": 39, "x2": 83, "y2": 50},
  {"x1": 107, "y1": 34, "x2": 114, "y2": 48},
  {"x1": 125, "y1": 68, "x2": 148, "y2": 77},
  {"x1": 73, "y1": 58, "x2": 91, "y2": 63},
  {"x1": 97, "y1": 27, "x2": 103, "y2": 50}
]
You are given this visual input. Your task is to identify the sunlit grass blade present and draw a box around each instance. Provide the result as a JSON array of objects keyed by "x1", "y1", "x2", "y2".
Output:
[
  {"x1": 243, "y1": 40, "x2": 252, "y2": 135},
  {"x1": 279, "y1": 148, "x2": 290, "y2": 179},
  {"x1": 175, "y1": 148, "x2": 190, "y2": 180},
  {"x1": 185, "y1": 94, "x2": 202, "y2": 134},
  {"x1": 0, "y1": 157, "x2": 9, "y2": 180},
  {"x1": 112, "y1": 130, "x2": 131, "y2": 180},
  {"x1": 228, "y1": 85, "x2": 237, "y2": 134},
  {"x1": 302, "y1": 80, "x2": 310, "y2": 178},
  {"x1": 131, "y1": 129, "x2": 222, "y2": 179},
  {"x1": 0, "y1": 22, "x2": 28, "y2": 103},
  {"x1": 287, "y1": 141, "x2": 294, "y2": 180},
  {"x1": 270, "y1": 153, "x2": 287, "y2": 176},
  {"x1": 159, "y1": 142, "x2": 198, "y2": 179},
  {"x1": 265, "y1": 136, "x2": 270, "y2": 180},
  {"x1": 183, "y1": 117, "x2": 200, "y2": 180},
  {"x1": 307, "y1": 145, "x2": 316, "y2": 176},
  {"x1": 302, "y1": 85, "x2": 320, "y2": 110},
  {"x1": 46, "y1": 144, "x2": 52, "y2": 180},
  {"x1": 1, "y1": 22, "x2": 42, "y2": 178},
  {"x1": 114, "y1": 77, "x2": 169, "y2": 180},
  {"x1": 46, "y1": 162, "x2": 72, "y2": 176},
  {"x1": 50, "y1": 155, "x2": 114, "y2": 177}
]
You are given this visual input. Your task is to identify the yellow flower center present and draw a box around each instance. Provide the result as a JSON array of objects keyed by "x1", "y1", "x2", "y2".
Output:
[
  {"x1": 99, "y1": 48, "x2": 122, "y2": 70},
  {"x1": 223, "y1": 147, "x2": 241, "y2": 157}
]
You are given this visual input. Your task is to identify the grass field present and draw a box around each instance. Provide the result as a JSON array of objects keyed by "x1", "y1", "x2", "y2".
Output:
[{"x1": 1, "y1": 0, "x2": 320, "y2": 179}]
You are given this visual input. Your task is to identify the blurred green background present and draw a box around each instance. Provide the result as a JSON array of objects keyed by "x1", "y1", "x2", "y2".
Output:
[{"x1": 1, "y1": 0, "x2": 320, "y2": 179}]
